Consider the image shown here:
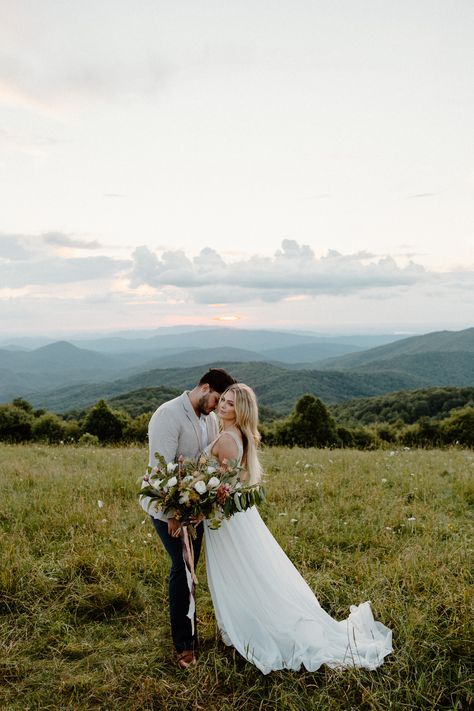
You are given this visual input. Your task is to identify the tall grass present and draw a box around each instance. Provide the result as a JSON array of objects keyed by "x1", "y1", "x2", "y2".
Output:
[{"x1": 0, "y1": 445, "x2": 472, "y2": 710}]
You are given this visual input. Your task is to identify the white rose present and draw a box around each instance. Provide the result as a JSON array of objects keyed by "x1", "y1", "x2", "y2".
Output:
[
  {"x1": 166, "y1": 476, "x2": 178, "y2": 488},
  {"x1": 207, "y1": 476, "x2": 220, "y2": 489},
  {"x1": 179, "y1": 491, "x2": 190, "y2": 504},
  {"x1": 206, "y1": 466, "x2": 217, "y2": 474},
  {"x1": 167, "y1": 462, "x2": 178, "y2": 473},
  {"x1": 194, "y1": 480, "x2": 207, "y2": 495}
]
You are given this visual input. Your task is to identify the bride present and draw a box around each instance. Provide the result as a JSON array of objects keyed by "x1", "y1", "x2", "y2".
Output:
[{"x1": 203, "y1": 382, "x2": 392, "y2": 674}]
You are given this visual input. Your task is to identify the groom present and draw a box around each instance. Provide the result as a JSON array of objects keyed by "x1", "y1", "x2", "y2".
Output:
[{"x1": 140, "y1": 368, "x2": 236, "y2": 667}]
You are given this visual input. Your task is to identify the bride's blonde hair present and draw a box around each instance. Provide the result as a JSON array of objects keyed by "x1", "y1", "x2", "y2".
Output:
[{"x1": 222, "y1": 383, "x2": 263, "y2": 485}]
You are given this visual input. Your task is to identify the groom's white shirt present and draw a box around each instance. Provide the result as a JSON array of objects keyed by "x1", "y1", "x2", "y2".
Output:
[{"x1": 139, "y1": 391, "x2": 219, "y2": 522}]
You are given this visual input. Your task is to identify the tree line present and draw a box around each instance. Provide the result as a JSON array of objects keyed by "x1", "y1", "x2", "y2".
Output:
[{"x1": 0, "y1": 393, "x2": 473, "y2": 448}]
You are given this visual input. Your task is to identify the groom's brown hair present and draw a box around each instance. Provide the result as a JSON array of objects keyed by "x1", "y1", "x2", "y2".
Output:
[{"x1": 198, "y1": 368, "x2": 236, "y2": 394}]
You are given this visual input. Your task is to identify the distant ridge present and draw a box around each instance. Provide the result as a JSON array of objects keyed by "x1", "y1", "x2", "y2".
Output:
[{"x1": 319, "y1": 327, "x2": 474, "y2": 369}]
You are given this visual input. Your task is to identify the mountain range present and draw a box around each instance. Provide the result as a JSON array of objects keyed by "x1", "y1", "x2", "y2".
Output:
[
  {"x1": 0, "y1": 328, "x2": 397, "y2": 402},
  {"x1": 1, "y1": 326, "x2": 472, "y2": 413}
]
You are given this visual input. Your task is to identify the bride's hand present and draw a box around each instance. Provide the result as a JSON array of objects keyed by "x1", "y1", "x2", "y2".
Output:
[{"x1": 190, "y1": 513, "x2": 205, "y2": 525}]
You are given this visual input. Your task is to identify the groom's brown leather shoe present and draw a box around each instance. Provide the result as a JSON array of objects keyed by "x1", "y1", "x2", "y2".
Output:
[{"x1": 175, "y1": 650, "x2": 196, "y2": 669}]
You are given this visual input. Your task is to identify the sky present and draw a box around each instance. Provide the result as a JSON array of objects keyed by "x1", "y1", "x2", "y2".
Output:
[{"x1": 0, "y1": 0, "x2": 473, "y2": 337}]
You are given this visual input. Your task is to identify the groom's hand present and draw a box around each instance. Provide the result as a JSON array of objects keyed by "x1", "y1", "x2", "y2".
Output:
[{"x1": 167, "y1": 517, "x2": 182, "y2": 537}]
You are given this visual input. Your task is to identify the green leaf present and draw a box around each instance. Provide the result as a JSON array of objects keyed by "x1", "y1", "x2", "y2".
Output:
[{"x1": 234, "y1": 492, "x2": 242, "y2": 512}]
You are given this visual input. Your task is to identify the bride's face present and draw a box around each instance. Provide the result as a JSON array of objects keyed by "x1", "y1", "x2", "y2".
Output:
[{"x1": 218, "y1": 392, "x2": 236, "y2": 425}]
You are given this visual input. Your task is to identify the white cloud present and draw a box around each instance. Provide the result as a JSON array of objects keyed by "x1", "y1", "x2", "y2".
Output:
[
  {"x1": 0, "y1": 234, "x2": 30, "y2": 260},
  {"x1": 42, "y1": 232, "x2": 101, "y2": 250},
  {"x1": 128, "y1": 239, "x2": 428, "y2": 302}
]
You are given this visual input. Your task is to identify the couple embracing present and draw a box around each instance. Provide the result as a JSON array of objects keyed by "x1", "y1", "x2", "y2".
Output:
[{"x1": 140, "y1": 368, "x2": 392, "y2": 674}]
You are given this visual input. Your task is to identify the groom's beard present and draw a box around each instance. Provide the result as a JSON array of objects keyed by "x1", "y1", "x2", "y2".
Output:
[{"x1": 197, "y1": 394, "x2": 213, "y2": 415}]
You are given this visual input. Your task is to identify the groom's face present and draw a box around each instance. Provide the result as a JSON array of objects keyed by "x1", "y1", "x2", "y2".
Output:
[{"x1": 197, "y1": 386, "x2": 221, "y2": 415}]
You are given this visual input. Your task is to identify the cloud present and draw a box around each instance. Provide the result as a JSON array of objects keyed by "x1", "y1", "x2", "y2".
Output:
[
  {"x1": 128, "y1": 239, "x2": 429, "y2": 303},
  {"x1": 42, "y1": 232, "x2": 101, "y2": 249},
  {"x1": 0, "y1": 235, "x2": 30, "y2": 260},
  {"x1": 0, "y1": 254, "x2": 131, "y2": 287}
]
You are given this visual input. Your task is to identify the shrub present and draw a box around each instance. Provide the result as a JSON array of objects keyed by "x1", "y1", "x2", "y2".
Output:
[
  {"x1": 81, "y1": 400, "x2": 129, "y2": 444},
  {"x1": 0, "y1": 404, "x2": 34, "y2": 442},
  {"x1": 269, "y1": 394, "x2": 340, "y2": 448},
  {"x1": 78, "y1": 433, "x2": 100, "y2": 447},
  {"x1": 32, "y1": 413, "x2": 66, "y2": 443},
  {"x1": 442, "y1": 407, "x2": 474, "y2": 447}
]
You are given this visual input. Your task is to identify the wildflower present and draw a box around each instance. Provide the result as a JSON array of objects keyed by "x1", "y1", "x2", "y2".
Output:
[
  {"x1": 290, "y1": 518, "x2": 298, "y2": 523},
  {"x1": 388, "y1": 451, "x2": 396, "y2": 457},
  {"x1": 278, "y1": 512, "x2": 288, "y2": 516},
  {"x1": 216, "y1": 483, "x2": 231, "y2": 504},
  {"x1": 199, "y1": 455, "x2": 207, "y2": 465},
  {"x1": 407, "y1": 517, "x2": 416, "y2": 522},
  {"x1": 167, "y1": 462, "x2": 178, "y2": 474},
  {"x1": 166, "y1": 476, "x2": 178, "y2": 488},
  {"x1": 97, "y1": 500, "x2": 104, "y2": 508},
  {"x1": 381, "y1": 478, "x2": 388, "y2": 483},
  {"x1": 147, "y1": 533, "x2": 152, "y2": 538},
  {"x1": 206, "y1": 466, "x2": 217, "y2": 474},
  {"x1": 179, "y1": 491, "x2": 190, "y2": 504},
  {"x1": 207, "y1": 476, "x2": 220, "y2": 489}
]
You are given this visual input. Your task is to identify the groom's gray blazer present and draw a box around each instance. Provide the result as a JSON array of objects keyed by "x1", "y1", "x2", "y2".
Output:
[{"x1": 140, "y1": 391, "x2": 219, "y2": 522}]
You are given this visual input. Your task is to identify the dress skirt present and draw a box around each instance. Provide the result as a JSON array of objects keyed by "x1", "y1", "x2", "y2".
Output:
[{"x1": 204, "y1": 507, "x2": 392, "y2": 674}]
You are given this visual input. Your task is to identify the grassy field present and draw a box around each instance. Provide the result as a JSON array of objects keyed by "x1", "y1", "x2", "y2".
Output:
[{"x1": 0, "y1": 444, "x2": 472, "y2": 710}]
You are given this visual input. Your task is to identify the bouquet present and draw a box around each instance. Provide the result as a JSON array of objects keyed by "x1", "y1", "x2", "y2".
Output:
[{"x1": 139, "y1": 453, "x2": 266, "y2": 533}]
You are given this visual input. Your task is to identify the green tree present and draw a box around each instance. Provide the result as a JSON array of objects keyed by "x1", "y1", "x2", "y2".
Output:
[
  {"x1": 0, "y1": 404, "x2": 34, "y2": 442},
  {"x1": 63, "y1": 420, "x2": 82, "y2": 443},
  {"x1": 442, "y1": 407, "x2": 474, "y2": 447},
  {"x1": 82, "y1": 400, "x2": 129, "y2": 443},
  {"x1": 271, "y1": 394, "x2": 340, "y2": 448},
  {"x1": 32, "y1": 413, "x2": 66, "y2": 443},
  {"x1": 123, "y1": 413, "x2": 149, "y2": 443},
  {"x1": 12, "y1": 397, "x2": 34, "y2": 414}
]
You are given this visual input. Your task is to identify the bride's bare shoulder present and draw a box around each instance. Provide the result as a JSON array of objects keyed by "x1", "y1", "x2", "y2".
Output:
[{"x1": 212, "y1": 431, "x2": 240, "y2": 462}]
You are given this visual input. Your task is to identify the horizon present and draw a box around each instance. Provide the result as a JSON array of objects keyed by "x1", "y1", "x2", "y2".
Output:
[{"x1": 1, "y1": 323, "x2": 472, "y2": 350}]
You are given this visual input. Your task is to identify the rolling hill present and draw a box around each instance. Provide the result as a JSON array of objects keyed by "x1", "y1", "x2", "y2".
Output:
[
  {"x1": 27, "y1": 361, "x2": 425, "y2": 414},
  {"x1": 319, "y1": 327, "x2": 474, "y2": 369}
]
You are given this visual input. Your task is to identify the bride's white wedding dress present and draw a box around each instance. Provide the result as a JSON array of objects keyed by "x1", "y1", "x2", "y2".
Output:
[{"x1": 204, "y1": 432, "x2": 392, "y2": 674}]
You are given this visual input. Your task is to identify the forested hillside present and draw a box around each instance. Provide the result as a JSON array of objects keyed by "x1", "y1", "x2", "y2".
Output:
[
  {"x1": 331, "y1": 386, "x2": 474, "y2": 425},
  {"x1": 27, "y1": 361, "x2": 424, "y2": 413}
]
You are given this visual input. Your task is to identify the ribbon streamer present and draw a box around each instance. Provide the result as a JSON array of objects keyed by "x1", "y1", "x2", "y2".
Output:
[{"x1": 181, "y1": 525, "x2": 198, "y2": 635}]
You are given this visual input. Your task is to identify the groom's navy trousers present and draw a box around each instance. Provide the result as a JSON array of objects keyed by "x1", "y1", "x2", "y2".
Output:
[{"x1": 151, "y1": 517, "x2": 204, "y2": 652}]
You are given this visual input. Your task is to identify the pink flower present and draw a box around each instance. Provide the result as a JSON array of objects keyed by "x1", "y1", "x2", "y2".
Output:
[{"x1": 216, "y1": 483, "x2": 231, "y2": 504}]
